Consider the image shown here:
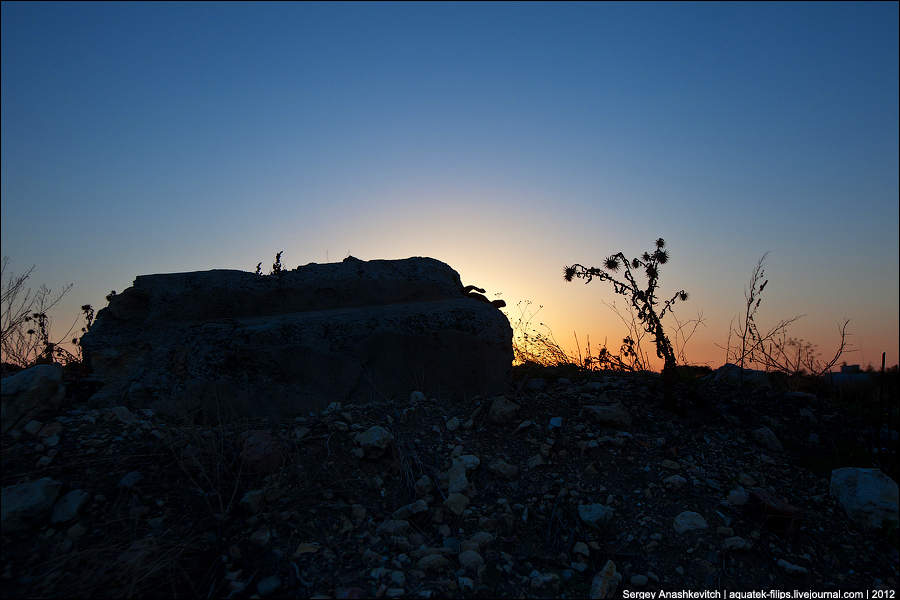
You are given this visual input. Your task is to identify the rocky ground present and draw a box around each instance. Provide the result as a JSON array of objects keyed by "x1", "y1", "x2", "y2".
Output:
[{"x1": 2, "y1": 365, "x2": 898, "y2": 599}]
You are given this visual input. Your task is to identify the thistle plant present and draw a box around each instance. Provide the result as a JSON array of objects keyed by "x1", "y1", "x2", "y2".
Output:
[
  {"x1": 271, "y1": 251, "x2": 284, "y2": 277},
  {"x1": 563, "y1": 238, "x2": 688, "y2": 376},
  {"x1": 253, "y1": 251, "x2": 285, "y2": 278}
]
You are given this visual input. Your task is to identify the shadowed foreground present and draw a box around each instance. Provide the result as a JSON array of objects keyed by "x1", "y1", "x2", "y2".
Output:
[{"x1": 1, "y1": 362, "x2": 897, "y2": 598}]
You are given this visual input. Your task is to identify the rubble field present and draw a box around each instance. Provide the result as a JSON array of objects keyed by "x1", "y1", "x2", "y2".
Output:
[{"x1": 2, "y1": 365, "x2": 898, "y2": 598}]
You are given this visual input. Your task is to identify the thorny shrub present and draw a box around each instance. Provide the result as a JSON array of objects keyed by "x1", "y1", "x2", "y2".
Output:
[
  {"x1": 1, "y1": 256, "x2": 94, "y2": 371},
  {"x1": 721, "y1": 253, "x2": 852, "y2": 379},
  {"x1": 564, "y1": 237, "x2": 688, "y2": 374}
]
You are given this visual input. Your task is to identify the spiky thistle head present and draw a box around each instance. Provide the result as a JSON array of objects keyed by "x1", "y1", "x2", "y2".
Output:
[
  {"x1": 654, "y1": 249, "x2": 669, "y2": 264},
  {"x1": 679, "y1": 291, "x2": 688, "y2": 301},
  {"x1": 655, "y1": 237, "x2": 665, "y2": 248},
  {"x1": 563, "y1": 266, "x2": 577, "y2": 282},
  {"x1": 631, "y1": 258, "x2": 641, "y2": 269},
  {"x1": 604, "y1": 256, "x2": 620, "y2": 271}
]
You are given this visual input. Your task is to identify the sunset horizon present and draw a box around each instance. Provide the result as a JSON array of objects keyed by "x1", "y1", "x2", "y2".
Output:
[
  {"x1": 1, "y1": 3, "x2": 899, "y2": 595},
  {"x1": 3, "y1": 3, "x2": 896, "y2": 375}
]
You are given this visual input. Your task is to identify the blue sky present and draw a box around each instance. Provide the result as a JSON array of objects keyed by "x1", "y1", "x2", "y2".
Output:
[{"x1": 2, "y1": 1, "x2": 898, "y2": 369}]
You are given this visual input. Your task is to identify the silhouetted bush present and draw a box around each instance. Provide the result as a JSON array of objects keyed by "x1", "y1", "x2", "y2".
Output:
[
  {"x1": 1, "y1": 256, "x2": 93, "y2": 369},
  {"x1": 720, "y1": 253, "x2": 852, "y2": 380},
  {"x1": 564, "y1": 238, "x2": 689, "y2": 407},
  {"x1": 564, "y1": 238, "x2": 688, "y2": 373}
]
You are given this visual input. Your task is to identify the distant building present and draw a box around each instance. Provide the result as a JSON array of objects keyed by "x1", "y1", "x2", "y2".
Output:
[{"x1": 827, "y1": 364, "x2": 870, "y2": 386}]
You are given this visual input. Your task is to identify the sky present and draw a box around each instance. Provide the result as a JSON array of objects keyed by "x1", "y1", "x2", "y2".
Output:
[{"x1": 2, "y1": 1, "x2": 898, "y2": 371}]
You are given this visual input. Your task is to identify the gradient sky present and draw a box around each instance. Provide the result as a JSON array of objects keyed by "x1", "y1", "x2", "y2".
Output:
[{"x1": 2, "y1": 1, "x2": 898, "y2": 371}]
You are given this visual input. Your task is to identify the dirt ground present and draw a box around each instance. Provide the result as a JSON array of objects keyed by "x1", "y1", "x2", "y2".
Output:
[{"x1": 2, "y1": 365, "x2": 898, "y2": 598}]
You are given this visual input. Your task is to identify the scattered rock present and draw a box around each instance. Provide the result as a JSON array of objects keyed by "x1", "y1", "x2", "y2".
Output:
[
  {"x1": 573, "y1": 541, "x2": 590, "y2": 557},
  {"x1": 355, "y1": 426, "x2": 394, "y2": 458},
  {"x1": 1, "y1": 477, "x2": 63, "y2": 532},
  {"x1": 257, "y1": 575, "x2": 281, "y2": 597},
  {"x1": 443, "y1": 493, "x2": 469, "y2": 516},
  {"x1": 111, "y1": 406, "x2": 137, "y2": 425},
  {"x1": 240, "y1": 430, "x2": 285, "y2": 473},
  {"x1": 414, "y1": 475, "x2": 433, "y2": 496},
  {"x1": 50, "y1": 489, "x2": 90, "y2": 524},
  {"x1": 458, "y1": 550, "x2": 484, "y2": 572},
  {"x1": 630, "y1": 574, "x2": 649, "y2": 587},
  {"x1": 525, "y1": 378, "x2": 546, "y2": 391},
  {"x1": 526, "y1": 454, "x2": 545, "y2": 469},
  {"x1": 240, "y1": 489, "x2": 265, "y2": 514},
  {"x1": 250, "y1": 527, "x2": 271, "y2": 546},
  {"x1": 722, "y1": 536, "x2": 752, "y2": 551},
  {"x1": 392, "y1": 500, "x2": 428, "y2": 520},
  {"x1": 583, "y1": 401, "x2": 631, "y2": 428},
  {"x1": 776, "y1": 559, "x2": 809, "y2": 575},
  {"x1": 727, "y1": 487, "x2": 750, "y2": 506},
  {"x1": 664, "y1": 474, "x2": 688, "y2": 488},
  {"x1": 1, "y1": 365, "x2": 66, "y2": 433},
  {"x1": 488, "y1": 396, "x2": 520, "y2": 424},
  {"x1": 488, "y1": 458, "x2": 519, "y2": 480},
  {"x1": 673, "y1": 511, "x2": 708, "y2": 533},
  {"x1": 707, "y1": 363, "x2": 771, "y2": 388},
  {"x1": 445, "y1": 455, "x2": 479, "y2": 494},
  {"x1": 417, "y1": 554, "x2": 451, "y2": 572},
  {"x1": 830, "y1": 468, "x2": 899, "y2": 530},
  {"x1": 579, "y1": 504, "x2": 614, "y2": 528},
  {"x1": 590, "y1": 560, "x2": 622, "y2": 599},
  {"x1": 1, "y1": 353, "x2": 896, "y2": 597},
  {"x1": 738, "y1": 472, "x2": 757, "y2": 487},
  {"x1": 752, "y1": 426, "x2": 783, "y2": 452},
  {"x1": 377, "y1": 519, "x2": 411, "y2": 536},
  {"x1": 117, "y1": 471, "x2": 143, "y2": 489},
  {"x1": 529, "y1": 570, "x2": 560, "y2": 589},
  {"x1": 716, "y1": 526, "x2": 734, "y2": 536}
]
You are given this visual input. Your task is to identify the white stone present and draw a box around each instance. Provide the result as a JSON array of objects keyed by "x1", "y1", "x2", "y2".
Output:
[
  {"x1": 590, "y1": 560, "x2": 622, "y2": 599},
  {"x1": 830, "y1": 468, "x2": 899, "y2": 530}
]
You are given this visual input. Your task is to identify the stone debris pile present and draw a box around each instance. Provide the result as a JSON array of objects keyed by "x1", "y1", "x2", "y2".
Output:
[{"x1": 78, "y1": 256, "x2": 512, "y2": 418}]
